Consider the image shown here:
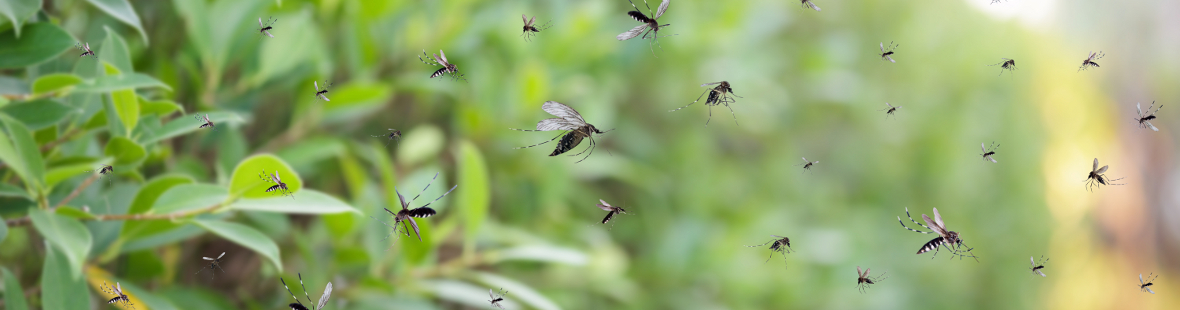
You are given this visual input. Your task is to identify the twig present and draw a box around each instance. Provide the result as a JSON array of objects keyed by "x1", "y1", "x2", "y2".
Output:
[
  {"x1": 52, "y1": 174, "x2": 98, "y2": 210},
  {"x1": 4, "y1": 201, "x2": 225, "y2": 227},
  {"x1": 40, "y1": 127, "x2": 85, "y2": 152}
]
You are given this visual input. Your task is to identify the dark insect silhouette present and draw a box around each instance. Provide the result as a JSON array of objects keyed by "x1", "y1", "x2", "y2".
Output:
[
  {"x1": 897, "y1": 207, "x2": 978, "y2": 261},
  {"x1": 980, "y1": 142, "x2": 999, "y2": 163},
  {"x1": 418, "y1": 49, "x2": 466, "y2": 81},
  {"x1": 1084, "y1": 158, "x2": 1125, "y2": 191},
  {"x1": 746, "y1": 235, "x2": 792, "y2": 268},
  {"x1": 86, "y1": 164, "x2": 114, "y2": 186},
  {"x1": 258, "y1": 17, "x2": 277, "y2": 38},
  {"x1": 195, "y1": 252, "x2": 226, "y2": 280},
  {"x1": 878, "y1": 102, "x2": 900, "y2": 118},
  {"x1": 194, "y1": 113, "x2": 215, "y2": 130},
  {"x1": 75, "y1": 42, "x2": 96, "y2": 59},
  {"x1": 1078, "y1": 51, "x2": 1104, "y2": 72},
  {"x1": 795, "y1": 157, "x2": 818, "y2": 173},
  {"x1": 879, "y1": 41, "x2": 898, "y2": 63},
  {"x1": 370, "y1": 172, "x2": 456, "y2": 243},
  {"x1": 1029, "y1": 255, "x2": 1048, "y2": 277},
  {"x1": 100, "y1": 281, "x2": 135, "y2": 309},
  {"x1": 314, "y1": 81, "x2": 332, "y2": 101},
  {"x1": 856, "y1": 266, "x2": 887, "y2": 293},
  {"x1": 801, "y1": 0, "x2": 821, "y2": 11},
  {"x1": 281, "y1": 273, "x2": 332, "y2": 310},
  {"x1": 617, "y1": 0, "x2": 676, "y2": 57},
  {"x1": 1138, "y1": 273, "x2": 1157, "y2": 294},
  {"x1": 596, "y1": 199, "x2": 629, "y2": 225},
  {"x1": 669, "y1": 81, "x2": 742, "y2": 126},
  {"x1": 488, "y1": 288, "x2": 508, "y2": 309},
  {"x1": 372, "y1": 129, "x2": 402, "y2": 147},
  {"x1": 990, "y1": 58, "x2": 1017, "y2": 76},
  {"x1": 259, "y1": 170, "x2": 294, "y2": 198},
  {"x1": 512, "y1": 101, "x2": 612, "y2": 163},
  {"x1": 1134, "y1": 101, "x2": 1162, "y2": 131},
  {"x1": 521, "y1": 14, "x2": 552, "y2": 41}
]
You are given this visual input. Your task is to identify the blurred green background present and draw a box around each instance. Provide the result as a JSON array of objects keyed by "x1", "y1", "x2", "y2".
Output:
[{"x1": 0, "y1": 0, "x2": 1177, "y2": 309}]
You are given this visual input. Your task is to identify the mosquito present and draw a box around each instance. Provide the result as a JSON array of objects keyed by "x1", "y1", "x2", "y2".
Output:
[
  {"x1": 258, "y1": 17, "x2": 277, "y2": 38},
  {"x1": 370, "y1": 172, "x2": 456, "y2": 243},
  {"x1": 1084, "y1": 158, "x2": 1125, "y2": 191},
  {"x1": 669, "y1": 81, "x2": 742, "y2": 126},
  {"x1": 856, "y1": 266, "x2": 887, "y2": 293},
  {"x1": 1134, "y1": 101, "x2": 1162, "y2": 131},
  {"x1": 194, "y1": 113, "x2": 215, "y2": 130},
  {"x1": 877, "y1": 102, "x2": 900, "y2": 118},
  {"x1": 980, "y1": 142, "x2": 999, "y2": 163},
  {"x1": 1078, "y1": 51, "x2": 1104, "y2": 72},
  {"x1": 75, "y1": 42, "x2": 96, "y2": 59},
  {"x1": 259, "y1": 170, "x2": 294, "y2": 198},
  {"x1": 489, "y1": 288, "x2": 508, "y2": 309},
  {"x1": 314, "y1": 81, "x2": 332, "y2": 101},
  {"x1": 418, "y1": 49, "x2": 466, "y2": 81},
  {"x1": 990, "y1": 58, "x2": 1017, "y2": 76},
  {"x1": 879, "y1": 41, "x2": 898, "y2": 63},
  {"x1": 795, "y1": 157, "x2": 819, "y2": 173},
  {"x1": 195, "y1": 252, "x2": 227, "y2": 280},
  {"x1": 801, "y1": 0, "x2": 821, "y2": 11},
  {"x1": 1029, "y1": 255, "x2": 1048, "y2": 277},
  {"x1": 596, "y1": 199, "x2": 629, "y2": 226},
  {"x1": 372, "y1": 129, "x2": 402, "y2": 147},
  {"x1": 1138, "y1": 273, "x2": 1157, "y2": 294},
  {"x1": 897, "y1": 207, "x2": 978, "y2": 261},
  {"x1": 521, "y1": 14, "x2": 553, "y2": 41},
  {"x1": 617, "y1": 0, "x2": 676, "y2": 57},
  {"x1": 100, "y1": 281, "x2": 135, "y2": 309},
  {"x1": 511, "y1": 101, "x2": 612, "y2": 163},
  {"x1": 86, "y1": 164, "x2": 114, "y2": 186},
  {"x1": 746, "y1": 235, "x2": 792, "y2": 268},
  {"x1": 281, "y1": 273, "x2": 332, "y2": 310}
]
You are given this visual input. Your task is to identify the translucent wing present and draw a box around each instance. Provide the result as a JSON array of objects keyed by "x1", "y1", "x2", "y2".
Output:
[
  {"x1": 490, "y1": 289, "x2": 495, "y2": 299},
  {"x1": 204, "y1": 114, "x2": 212, "y2": 122},
  {"x1": 218, "y1": 252, "x2": 226, "y2": 259},
  {"x1": 259, "y1": 17, "x2": 263, "y2": 27},
  {"x1": 801, "y1": 157, "x2": 808, "y2": 163},
  {"x1": 987, "y1": 156, "x2": 997, "y2": 163},
  {"x1": 318, "y1": 94, "x2": 330, "y2": 101},
  {"x1": 541, "y1": 101, "x2": 586, "y2": 124},
  {"x1": 1146, "y1": 287, "x2": 1154, "y2": 294},
  {"x1": 396, "y1": 189, "x2": 408, "y2": 209},
  {"x1": 529, "y1": 16, "x2": 536, "y2": 26},
  {"x1": 982, "y1": 143, "x2": 987, "y2": 152},
  {"x1": 885, "y1": 55, "x2": 895, "y2": 63},
  {"x1": 115, "y1": 282, "x2": 123, "y2": 295},
  {"x1": 864, "y1": 267, "x2": 870, "y2": 276},
  {"x1": 1147, "y1": 122, "x2": 1158, "y2": 131},
  {"x1": 432, "y1": 53, "x2": 445, "y2": 65},
  {"x1": 536, "y1": 118, "x2": 580, "y2": 131},
  {"x1": 203, "y1": 257, "x2": 214, "y2": 260},
  {"x1": 807, "y1": 2, "x2": 821, "y2": 11},
  {"x1": 1035, "y1": 269, "x2": 1046, "y2": 277},
  {"x1": 655, "y1": 0, "x2": 671, "y2": 19},
  {"x1": 1139, "y1": 274, "x2": 1144, "y2": 284},
  {"x1": 522, "y1": 14, "x2": 528, "y2": 25},
  {"x1": 85, "y1": 43, "x2": 90, "y2": 50},
  {"x1": 1095, "y1": 165, "x2": 1108, "y2": 174},
  {"x1": 857, "y1": 266, "x2": 863, "y2": 277},
  {"x1": 597, "y1": 199, "x2": 613, "y2": 211},
  {"x1": 886, "y1": 102, "x2": 894, "y2": 108},
  {"x1": 617, "y1": 24, "x2": 649, "y2": 41},
  {"x1": 700, "y1": 82, "x2": 722, "y2": 87},
  {"x1": 439, "y1": 50, "x2": 449, "y2": 64},
  {"x1": 880, "y1": 42, "x2": 885, "y2": 52},
  {"x1": 932, "y1": 207, "x2": 945, "y2": 229},
  {"x1": 315, "y1": 81, "x2": 320, "y2": 91},
  {"x1": 1092, "y1": 158, "x2": 1099, "y2": 172},
  {"x1": 274, "y1": 171, "x2": 282, "y2": 182},
  {"x1": 317, "y1": 282, "x2": 332, "y2": 309},
  {"x1": 1030, "y1": 256, "x2": 1036, "y2": 267},
  {"x1": 1137, "y1": 102, "x2": 1143, "y2": 116},
  {"x1": 407, "y1": 217, "x2": 422, "y2": 241},
  {"x1": 264, "y1": 30, "x2": 274, "y2": 38}
]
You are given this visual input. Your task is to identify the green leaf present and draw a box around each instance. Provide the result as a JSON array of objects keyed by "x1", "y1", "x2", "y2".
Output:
[
  {"x1": 0, "y1": 113, "x2": 45, "y2": 189},
  {"x1": 150, "y1": 183, "x2": 227, "y2": 214},
  {"x1": 98, "y1": 25, "x2": 133, "y2": 74},
  {"x1": 54, "y1": 206, "x2": 96, "y2": 220},
  {"x1": 0, "y1": 183, "x2": 28, "y2": 199},
  {"x1": 40, "y1": 245, "x2": 90, "y2": 310},
  {"x1": 229, "y1": 154, "x2": 302, "y2": 198},
  {"x1": 398, "y1": 124, "x2": 445, "y2": 167},
  {"x1": 251, "y1": 11, "x2": 322, "y2": 87},
  {"x1": 85, "y1": 0, "x2": 147, "y2": 44},
  {"x1": 1, "y1": 267, "x2": 28, "y2": 310},
  {"x1": 127, "y1": 174, "x2": 193, "y2": 214},
  {"x1": 320, "y1": 82, "x2": 393, "y2": 125},
  {"x1": 455, "y1": 140, "x2": 488, "y2": 254},
  {"x1": 31, "y1": 73, "x2": 84, "y2": 95},
  {"x1": 74, "y1": 73, "x2": 172, "y2": 93},
  {"x1": 44, "y1": 157, "x2": 110, "y2": 188},
  {"x1": 138, "y1": 111, "x2": 245, "y2": 144},
  {"x1": 139, "y1": 97, "x2": 182, "y2": 116},
  {"x1": 0, "y1": 215, "x2": 7, "y2": 244},
  {"x1": 29, "y1": 208, "x2": 93, "y2": 279},
  {"x1": 0, "y1": 0, "x2": 40, "y2": 38},
  {"x1": 228, "y1": 189, "x2": 359, "y2": 214},
  {"x1": 110, "y1": 88, "x2": 138, "y2": 134},
  {"x1": 191, "y1": 219, "x2": 282, "y2": 271},
  {"x1": 104, "y1": 136, "x2": 145, "y2": 165},
  {"x1": 0, "y1": 98, "x2": 76, "y2": 130},
  {"x1": 0, "y1": 23, "x2": 74, "y2": 69},
  {"x1": 472, "y1": 272, "x2": 561, "y2": 310}
]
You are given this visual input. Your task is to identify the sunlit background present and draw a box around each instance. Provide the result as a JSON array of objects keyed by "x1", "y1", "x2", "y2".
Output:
[{"x1": 0, "y1": 0, "x2": 1177, "y2": 309}]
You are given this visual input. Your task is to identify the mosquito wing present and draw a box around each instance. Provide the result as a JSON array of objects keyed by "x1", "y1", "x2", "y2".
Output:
[
  {"x1": 886, "y1": 102, "x2": 894, "y2": 108},
  {"x1": 522, "y1": 14, "x2": 529, "y2": 26},
  {"x1": 1137, "y1": 102, "x2": 1143, "y2": 116},
  {"x1": 407, "y1": 217, "x2": 422, "y2": 241},
  {"x1": 115, "y1": 282, "x2": 123, "y2": 295},
  {"x1": 438, "y1": 50, "x2": 449, "y2": 64},
  {"x1": 857, "y1": 266, "x2": 863, "y2": 277},
  {"x1": 536, "y1": 118, "x2": 580, "y2": 131},
  {"x1": 85, "y1": 43, "x2": 91, "y2": 51},
  {"x1": 885, "y1": 55, "x2": 895, "y2": 63},
  {"x1": 1146, "y1": 121, "x2": 1158, "y2": 131},
  {"x1": 395, "y1": 189, "x2": 408, "y2": 209},
  {"x1": 318, "y1": 282, "x2": 332, "y2": 310},
  {"x1": 932, "y1": 207, "x2": 946, "y2": 229},
  {"x1": 263, "y1": 30, "x2": 274, "y2": 38},
  {"x1": 807, "y1": 1, "x2": 821, "y2": 11},
  {"x1": 218, "y1": 252, "x2": 225, "y2": 259},
  {"x1": 922, "y1": 214, "x2": 945, "y2": 236},
  {"x1": 801, "y1": 157, "x2": 808, "y2": 163},
  {"x1": 982, "y1": 143, "x2": 987, "y2": 152},
  {"x1": 655, "y1": 0, "x2": 671, "y2": 19},
  {"x1": 1139, "y1": 274, "x2": 1144, "y2": 284},
  {"x1": 529, "y1": 16, "x2": 536, "y2": 27},
  {"x1": 203, "y1": 257, "x2": 214, "y2": 261},
  {"x1": 1146, "y1": 287, "x2": 1154, "y2": 294},
  {"x1": 986, "y1": 155, "x2": 997, "y2": 163},
  {"x1": 1035, "y1": 269, "x2": 1046, "y2": 277},
  {"x1": 1092, "y1": 158, "x2": 1099, "y2": 172},
  {"x1": 700, "y1": 82, "x2": 722, "y2": 87},
  {"x1": 1030, "y1": 256, "x2": 1036, "y2": 267},
  {"x1": 541, "y1": 101, "x2": 587, "y2": 124},
  {"x1": 1095, "y1": 165, "x2": 1108, "y2": 174},
  {"x1": 597, "y1": 199, "x2": 614, "y2": 211},
  {"x1": 490, "y1": 289, "x2": 495, "y2": 299},
  {"x1": 274, "y1": 171, "x2": 282, "y2": 183},
  {"x1": 315, "y1": 81, "x2": 320, "y2": 92},
  {"x1": 259, "y1": 17, "x2": 264, "y2": 27},
  {"x1": 864, "y1": 267, "x2": 870, "y2": 277},
  {"x1": 617, "y1": 24, "x2": 649, "y2": 41}
]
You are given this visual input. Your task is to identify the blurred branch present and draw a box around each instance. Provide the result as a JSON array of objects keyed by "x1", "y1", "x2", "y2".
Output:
[
  {"x1": 4, "y1": 201, "x2": 226, "y2": 227},
  {"x1": 40, "y1": 127, "x2": 85, "y2": 152},
  {"x1": 52, "y1": 174, "x2": 98, "y2": 210}
]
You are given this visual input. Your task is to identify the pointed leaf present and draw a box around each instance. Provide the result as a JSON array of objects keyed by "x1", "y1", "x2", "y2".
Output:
[
  {"x1": 0, "y1": 98, "x2": 75, "y2": 130},
  {"x1": 0, "y1": 23, "x2": 74, "y2": 69},
  {"x1": 110, "y1": 88, "x2": 138, "y2": 134},
  {"x1": 191, "y1": 219, "x2": 282, "y2": 271},
  {"x1": 228, "y1": 189, "x2": 358, "y2": 214},
  {"x1": 74, "y1": 73, "x2": 172, "y2": 93},
  {"x1": 138, "y1": 111, "x2": 245, "y2": 144},
  {"x1": 0, "y1": 215, "x2": 7, "y2": 243},
  {"x1": 85, "y1": 0, "x2": 147, "y2": 44},
  {"x1": 29, "y1": 208, "x2": 93, "y2": 279},
  {"x1": 229, "y1": 154, "x2": 302, "y2": 198},
  {"x1": 0, "y1": 113, "x2": 45, "y2": 189},
  {"x1": 0, "y1": 183, "x2": 28, "y2": 199},
  {"x1": 1, "y1": 266, "x2": 28, "y2": 310},
  {"x1": 455, "y1": 140, "x2": 488, "y2": 254},
  {"x1": 104, "y1": 136, "x2": 145, "y2": 166},
  {"x1": 86, "y1": 267, "x2": 175, "y2": 310},
  {"x1": 40, "y1": 245, "x2": 91, "y2": 310},
  {"x1": 139, "y1": 97, "x2": 182, "y2": 116},
  {"x1": 0, "y1": 0, "x2": 41, "y2": 37},
  {"x1": 31, "y1": 73, "x2": 84, "y2": 96},
  {"x1": 99, "y1": 25, "x2": 133, "y2": 73}
]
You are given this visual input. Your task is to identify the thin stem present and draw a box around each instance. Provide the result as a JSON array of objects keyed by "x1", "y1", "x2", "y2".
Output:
[
  {"x1": 4, "y1": 200, "x2": 225, "y2": 227},
  {"x1": 52, "y1": 174, "x2": 98, "y2": 210},
  {"x1": 40, "y1": 127, "x2": 85, "y2": 152}
]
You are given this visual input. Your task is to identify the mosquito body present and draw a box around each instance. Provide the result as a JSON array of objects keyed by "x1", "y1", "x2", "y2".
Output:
[
  {"x1": 314, "y1": 81, "x2": 332, "y2": 101},
  {"x1": 879, "y1": 41, "x2": 898, "y2": 63},
  {"x1": 195, "y1": 252, "x2": 227, "y2": 280},
  {"x1": 747, "y1": 235, "x2": 792, "y2": 268},
  {"x1": 259, "y1": 170, "x2": 293, "y2": 198},
  {"x1": 1078, "y1": 51, "x2": 1104, "y2": 72},
  {"x1": 75, "y1": 42, "x2": 96, "y2": 59},
  {"x1": 258, "y1": 17, "x2": 277, "y2": 38},
  {"x1": 990, "y1": 58, "x2": 1017, "y2": 76},
  {"x1": 897, "y1": 207, "x2": 978, "y2": 261},
  {"x1": 100, "y1": 281, "x2": 135, "y2": 309},
  {"x1": 372, "y1": 129, "x2": 402, "y2": 147},
  {"x1": 281, "y1": 273, "x2": 332, "y2": 310},
  {"x1": 1138, "y1": 273, "x2": 1157, "y2": 294},
  {"x1": 512, "y1": 101, "x2": 612, "y2": 163},
  {"x1": 617, "y1": 0, "x2": 676, "y2": 57},
  {"x1": 877, "y1": 102, "x2": 900, "y2": 118},
  {"x1": 370, "y1": 172, "x2": 455, "y2": 243},
  {"x1": 86, "y1": 164, "x2": 114, "y2": 186},
  {"x1": 521, "y1": 14, "x2": 552, "y2": 41},
  {"x1": 418, "y1": 49, "x2": 466, "y2": 81},
  {"x1": 489, "y1": 288, "x2": 508, "y2": 309},
  {"x1": 1084, "y1": 158, "x2": 1125, "y2": 191},
  {"x1": 796, "y1": 157, "x2": 818, "y2": 173},
  {"x1": 980, "y1": 142, "x2": 999, "y2": 163},
  {"x1": 669, "y1": 81, "x2": 742, "y2": 126},
  {"x1": 856, "y1": 266, "x2": 887, "y2": 293},
  {"x1": 596, "y1": 199, "x2": 629, "y2": 225},
  {"x1": 801, "y1": 0, "x2": 821, "y2": 11},
  {"x1": 1134, "y1": 101, "x2": 1162, "y2": 131},
  {"x1": 194, "y1": 113, "x2": 215, "y2": 130},
  {"x1": 1029, "y1": 255, "x2": 1048, "y2": 277}
]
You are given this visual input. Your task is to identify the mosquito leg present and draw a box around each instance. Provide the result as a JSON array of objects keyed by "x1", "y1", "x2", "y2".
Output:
[
  {"x1": 669, "y1": 89, "x2": 711, "y2": 112},
  {"x1": 745, "y1": 240, "x2": 776, "y2": 248},
  {"x1": 897, "y1": 216, "x2": 932, "y2": 234},
  {"x1": 513, "y1": 132, "x2": 566, "y2": 149},
  {"x1": 725, "y1": 102, "x2": 739, "y2": 126},
  {"x1": 904, "y1": 208, "x2": 935, "y2": 230},
  {"x1": 416, "y1": 184, "x2": 457, "y2": 210},
  {"x1": 408, "y1": 172, "x2": 441, "y2": 203},
  {"x1": 574, "y1": 137, "x2": 595, "y2": 163}
]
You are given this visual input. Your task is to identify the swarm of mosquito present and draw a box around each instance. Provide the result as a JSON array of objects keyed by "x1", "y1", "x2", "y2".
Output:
[
  {"x1": 195, "y1": 252, "x2": 226, "y2": 280},
  {"x1": 1138, "y1": 273, "x2": 1157, "y2": 294},
  {"x1": 313, "y1": 81, "x2": 333, "y2": 101},
  {"x1": 521, "y1": 14, "x2": 553, "y2": 41},
  {"x1": 1133, "y1": 101, "x2": 1162, "y2": 131},
  {"x1": 194, "y1": 113, "x2": 215, "y2": 130},
  {"x1": 878, "y1": 102, "x2": 900, "y2": 118},
  {"x1": 856, "y1": 266, "x2": 887, "y2": 293},
  {"x1": 897, "y1": 207, "x2": 979, "y2": 261},
  {"x1": 1029, "y1": 255, "x2": 1048, "y2": 277},
  {"x1": 259, "y1": 170, "x2": 294, "y2": 198},
  {"x1": 1078, "y1": 51, "x2": 1104, "y2": 72},
  {"x1": 801, "y1": 0, "x2": 821, "y2": 11},
  {"x1": 980, "y1": 142, "x2": 999, "y2": 163},
  {"x1": 370, "y1": 172, "x2": 455, "y2": 245},
  {"x1": 989, "y1": 58, "x2": 1017, "y2": 76},
  {"x1": 747, "y1": 235, "x2": 793, "y2": 268},
  {"x1": 372, "y1": 129, "x2": 402, "y2": 147},
  {"x1": 86, "y1": 164, "x2": 114, "y2": 187},
  {"x1": 418, "y1": 49, "x2": 466, "y2": 82},
  {"x1": 281, "y1": 273, "x2": 332, "y2": 310},
  {"x1": 258, "y1": 17, "x2": 277, "y2": 38},
  {"x1": 512, "y1": 101, "x2": 613, "y2": 163},
  {"x1": 488, "y1": 288, "x2": 509, "y2": 309},
  {"x1": 617, "y1": 0, "x2": 677, "y2": 57},
  {"x1": 100, "y1": 281, "x2": 135, "y2": 309},
  {"x1": 669, "y1": 81, "x2": 742, "y2": 126},
  {"x1": 1084, "y1": 158, "x2": 1124, "y2": 191},
  {"x1": 75, "y1": 42, "x2": 96, "y2": 59},
  {"x1": 879, "y1": 41, "x2": 898, "y2": 63}
]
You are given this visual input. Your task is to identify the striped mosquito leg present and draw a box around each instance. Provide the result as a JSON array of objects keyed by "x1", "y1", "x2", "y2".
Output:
[
  {"x1": 904, "y1": 208, "x2": 935, "y2": 231},
  {"x1": 408, "y1": 172, "x2": 440, "y2": 202},
  {"x1": 417, "y1": 184, "x2": 457, "y2": 210},
  {"x1": 897, "y1": 216, "x2": 932, "y2": 234},
  {"x1": 512, "y1": 131, "x2": 566, "y2": 149}
]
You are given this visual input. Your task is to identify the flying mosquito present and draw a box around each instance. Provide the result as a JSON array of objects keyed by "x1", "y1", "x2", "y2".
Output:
[
  {"x1": 596, "y1": 199, "x2": 629, "y2": 225},
  {"x1": 1078, "y1": 51, "x2": 1104, "y2": 72},
  {"x1": 1138, "y1": 273, "x2": 1157, "y2": 294},
  {"x1": 418, "y1": 49, "x2": 466, "y2": 81},
  {"x1": 489, "y1": 288, "x2": 508, "y2": 309},
  {"x1": 801, "y1": 0, "x2": 821, "y2": 11},
  {"x1": 617, "y1": 0, "x2": 676, "y2": 57},
  {"x1": 314, "y1": 81, "x2": 332, "y2": 101},
  {"x1": 100, "y1": 281, "x2": 135, "y2": 309},
  {"x1": 1029, "y1": 255, "x2": 1048, "y2": 277},
  {"x1": 1134, "y1": 101, "x2": 1162, "y2": 131},
  {"x1": 795, "y1": 157, "x2": 819, "y2": 173},
  {"x1": 878, "y1": 102, "x2": 901, "y2": 118},
  {"x1": 511, "y1": 101, "x2": 612, "y2": 163},
  {"x1": 195, "y1": 252, "x2": 227, "y2": 280},
  {"x1": 86, "y1": 164, "x2": 114, "y2": 186},
  {"x1": 281, "y1": 273, "x2": 332, "y2": 310},
  {"x1": 521, "y1": 14, "x2": 553, "y2": 41},
  {"x1": 75, "y1": 42, "x2": 96, "y2": 59},
  {"x1": 980, "y1": 142, "x2": 1000, "y2": 163},
  {"x1": 194, "y1": 113, "x2": 215, "y2": 130},
  {"x1": 372, "y1": 129, "x2": 402, "y2": 147},
  {"x1": 879, "y1": 41, "x2": 898, "y2": 63},
  {"x1": 258, "y1": 17, "x2": 277, "y2": 38},
  {"x1": 990, "y1": 58, "x2": 1017, "y2": 76},
  {"x1": 669, "y1": 81, "x2": 742, "y2": 126},
  {"x1": 897, "y1": 207, "x2": 978, "y2": 261},
  {"x1": 746, "y1": 235, "x2": 793, "y2": 268},
  {"x1": 371, "y1": 172, "x2": 456, "y2": 242},
  {"x1": 259, "y1": 170, "x2": 294, "y2": 198},
  {"x1": 1084, "y1": 158, "x2": 1125, "y2": 191},
  {"x1": 856, "y1": 266, "x2": 887, "y2": 293}
]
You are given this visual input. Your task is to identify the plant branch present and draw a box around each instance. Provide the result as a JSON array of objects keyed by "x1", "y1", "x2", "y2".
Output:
[
  {"x1": 4, "y1": 201, "x2": 226, "y2": 227},
  {"x1": 52, "y1": 174, "x2": 98, "y2": 210},
  {"x1": 40, "y1": 127, "x2": 85, "y2": 152}
]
